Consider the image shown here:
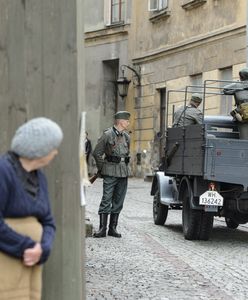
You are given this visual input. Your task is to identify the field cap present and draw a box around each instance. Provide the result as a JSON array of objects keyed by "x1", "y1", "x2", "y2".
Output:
[
  {"x1": 114, "y1": 111, "x2": 131, "y2": 120},
  {"x1": 191, "y1": 93, "x2": 202, "y2": 103}
]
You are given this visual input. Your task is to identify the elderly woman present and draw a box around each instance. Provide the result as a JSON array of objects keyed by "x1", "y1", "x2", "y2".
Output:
[{"x1": 0, "y1": 117, "x2": 63, "y2": 300}]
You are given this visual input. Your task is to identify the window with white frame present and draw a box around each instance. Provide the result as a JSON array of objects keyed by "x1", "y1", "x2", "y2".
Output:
[
  {"x1": 111, "y1": 0, "x2": 125, "y2": 24},
  {"x1": 149, "y1": 0, "x2": 168, "y2": 11},
  {"x1": 104, "y1": 0, "x2": 126, "y2": 26}
]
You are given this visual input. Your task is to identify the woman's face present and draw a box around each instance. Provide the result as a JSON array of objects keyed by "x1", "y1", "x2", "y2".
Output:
[{"x1": 37, "y1": 149, "x2": 58, "y2": 168}]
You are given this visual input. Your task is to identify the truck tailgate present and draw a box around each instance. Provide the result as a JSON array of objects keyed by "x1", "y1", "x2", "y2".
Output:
[{"x1": 204, "y1": 137, "x2": 248, "y2": 189}]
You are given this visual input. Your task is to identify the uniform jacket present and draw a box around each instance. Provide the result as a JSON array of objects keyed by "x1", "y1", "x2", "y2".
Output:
[
  {"x1": 93, "y1": 127, "x2": 131, "y2": 178},
  {"x1": 173, "y1": 104, "x2": 203, "y2": 127},
  {"x1": 223, "y1": 80, "x2": 248, "y2": 106}
]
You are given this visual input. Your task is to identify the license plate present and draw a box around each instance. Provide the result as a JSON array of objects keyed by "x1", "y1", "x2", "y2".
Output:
[
  {"x1": 204, "y1": 205, "x2": 218, "y2": 212},
  {"x1": 199, "y1": 190, "x2": 224, "y2": 206}
]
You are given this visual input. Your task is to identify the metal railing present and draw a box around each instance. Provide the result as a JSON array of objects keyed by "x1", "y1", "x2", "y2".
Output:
[{"x1": 165, "y1": 79, "x2": 241, "y2": 128}]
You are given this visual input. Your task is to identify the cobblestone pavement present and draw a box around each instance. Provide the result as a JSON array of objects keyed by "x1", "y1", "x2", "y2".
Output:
[{"x1": 85, "y1": 178, "x2": 248, "y2": 300}]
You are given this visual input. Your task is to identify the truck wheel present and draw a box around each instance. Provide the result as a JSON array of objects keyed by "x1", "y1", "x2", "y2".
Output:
[
  {"x1": 181, "y1": 178, "x2": 214, "y2": 241},
  {"x1": 181, "y1": 181, "x2": 201, "y2": 240},
  {"x1": 225, "y1": 217, "x2": 239, "y2": 229},
  {"x1": 153, "y1": 189, "x2": 168, "y2": 225},
  {"x1": 198, "y1": 213, "x2": 214, "y2": 241}
]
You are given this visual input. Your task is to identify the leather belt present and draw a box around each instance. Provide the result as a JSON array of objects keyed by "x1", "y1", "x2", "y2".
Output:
[{"x1": 106, "y1": 156, "x2": 130, "y2": 164}]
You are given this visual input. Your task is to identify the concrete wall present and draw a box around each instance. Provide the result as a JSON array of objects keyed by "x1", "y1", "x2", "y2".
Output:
[{"x1": 0, "y1": 1, "x2": 84, "y2": 299}]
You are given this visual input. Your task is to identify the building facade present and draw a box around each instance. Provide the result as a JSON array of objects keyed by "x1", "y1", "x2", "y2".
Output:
[{"x1": 84, "y1": 0, "x2": 246, "y2": 177}]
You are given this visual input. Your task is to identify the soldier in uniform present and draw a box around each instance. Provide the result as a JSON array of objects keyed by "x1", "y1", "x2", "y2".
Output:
[
  {"x1": 92, "y1": 111, "x2": 131, "y2": 238},
  {"x1": 172, "y1": 93, "x2": 203, "y2": 127},
  {"x1": 223, "y1": 67, "x2": 248, "y2": 122}
]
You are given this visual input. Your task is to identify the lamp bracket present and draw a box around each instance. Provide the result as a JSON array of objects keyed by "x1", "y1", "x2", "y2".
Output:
[{"x1": 120, "y1": 64, "x2": 141, "y2": 86}]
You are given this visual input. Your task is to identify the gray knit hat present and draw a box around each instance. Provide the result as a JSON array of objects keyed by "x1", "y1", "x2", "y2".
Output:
[{"x1": 11, "y1": 117, "x2": 63, "y2": 159}]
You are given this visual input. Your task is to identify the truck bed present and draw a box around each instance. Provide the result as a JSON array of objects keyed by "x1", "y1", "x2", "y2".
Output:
[{"x1": 165, "y1": 124, "x2": 248, "y2": 189}]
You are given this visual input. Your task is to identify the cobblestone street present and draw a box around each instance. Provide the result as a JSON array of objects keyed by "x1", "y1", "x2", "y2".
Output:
[{"x1": 85, "y1": 178, "x2": 248, "y2": 300}]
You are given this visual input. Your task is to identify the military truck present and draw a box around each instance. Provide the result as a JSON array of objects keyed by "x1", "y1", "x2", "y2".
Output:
[{"x1": 151, "y1": 79, "x2": 248, "y2": 240}]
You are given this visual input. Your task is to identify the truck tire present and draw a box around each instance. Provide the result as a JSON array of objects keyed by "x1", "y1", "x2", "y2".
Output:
[
  {"x1": 153, "y1": 189, "x2": 168, "y2": 225},
  {"x1": 181, "y1": 178, "x2": 214, "y2": 241},
  {"x1": 198, "y1": 212, "x2": 214, "y2": 241},
  {"x1": 181, "y1": 180, "x2": 201, "y2": 240},
  {"x1": 225, "y1": 217, "x2": 239, "y2": 229}
]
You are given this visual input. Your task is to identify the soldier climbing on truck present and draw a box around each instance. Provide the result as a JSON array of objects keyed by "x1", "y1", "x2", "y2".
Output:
[
  {"x1": 172, "y1": 93, "x2": 203, "y2": 127},
  {"x1": 151, "y1": 69, "x2": 248, "y2": 241},
  {"x1": 223, "y1": 67, "x2": 248, "y2": 139}
]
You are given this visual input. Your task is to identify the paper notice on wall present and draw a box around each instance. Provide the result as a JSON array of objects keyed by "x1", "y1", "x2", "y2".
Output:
[{"x1": 79, "y1": 111, "x2": 91, "y2": 206}]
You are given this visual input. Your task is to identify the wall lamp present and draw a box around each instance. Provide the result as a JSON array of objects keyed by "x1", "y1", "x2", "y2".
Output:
[{"x1": 117, "y1": 64, "x2": 141, "y2": 98}]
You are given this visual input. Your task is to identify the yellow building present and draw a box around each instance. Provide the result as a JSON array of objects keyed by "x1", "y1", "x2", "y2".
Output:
[{"x1": 85, "y1": 0, "x2": 246, "y2": 177}]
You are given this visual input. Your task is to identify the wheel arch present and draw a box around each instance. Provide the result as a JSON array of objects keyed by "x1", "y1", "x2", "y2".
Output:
[
  {"x1": 151, "y1": 175, "x2": 158, "y2": 196},
  {"x1": 179, "y1": 176, "x2": 203, "y2": 210},
  {"x1": 151, "y1": 172, "x2": 178, "y2": 205},
  {"x1": 179, "y1": 176, "x2": 192, "y2": 201}
]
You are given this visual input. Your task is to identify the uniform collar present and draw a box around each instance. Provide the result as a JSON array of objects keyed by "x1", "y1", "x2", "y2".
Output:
[
  {"x1": 113, "y1": 126, "x2": 123, "y2": 137},
  {"x1": 189, "y1": 103, "x2": 197, "y2": 108}
]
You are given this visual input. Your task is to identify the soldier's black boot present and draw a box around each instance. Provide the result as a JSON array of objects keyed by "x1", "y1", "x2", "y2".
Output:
[
  {"x1": 108, "y1": 213, "x2": 121, "y2": 238},
  {"x1": 93, "y1": 214, "x2": 108, "y2": 238}
]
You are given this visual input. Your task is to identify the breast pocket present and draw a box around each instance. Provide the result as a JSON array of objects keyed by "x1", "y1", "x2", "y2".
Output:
[
  {"x1": 106, "y1": 139, "x2": 116, "y2": 155},
  {"x1": 119, "y1": 138, "x2": 129, "y2": 156}
]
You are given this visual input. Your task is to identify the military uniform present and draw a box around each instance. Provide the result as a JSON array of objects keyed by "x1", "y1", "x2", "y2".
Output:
[
  {"x1": 223, "y1": 68, "x2": 248, "y2": 106},
  {"x1": 223, "y1": 68, "x2": 248, "y2": 139},
  {"x1": 223, "y1": 81, "x2": 248, "y2": 107},
  {"x1": 93, "y1": 126, "x2": 131, "y2": 213},
  {"x1": 173, "y1": 104, "x2": 203, "y2": 127},
  {"x1": 92, "y1": 111, "x2": 131, "y2": 238},
  {"x1": 223, "y1": 80, "x2": 248, "y2": 128}
]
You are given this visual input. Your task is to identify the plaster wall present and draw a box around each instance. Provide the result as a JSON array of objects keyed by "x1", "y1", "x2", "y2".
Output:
[
  {"x1": 85, "y1": 37, "x2": 129, "y2": 149},
  {"x1": 132, "y1": 0, "x2": 245, "y2": 57},
  {"x1": 127, "y1": 0, "x2": 247, "y2": 176},
  {"x1": 84, "y1": 0, "x2": 105, "y2": 31}
]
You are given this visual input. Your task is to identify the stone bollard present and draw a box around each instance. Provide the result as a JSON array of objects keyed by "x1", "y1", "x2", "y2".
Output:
[{"x1": 85, "y1": 218, "x2": 93, "y2": 237}]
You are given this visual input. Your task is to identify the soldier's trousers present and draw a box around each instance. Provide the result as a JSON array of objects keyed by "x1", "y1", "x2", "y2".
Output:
[{"x1": 98, "y1": 176, "x2": 128, "y2": 214}]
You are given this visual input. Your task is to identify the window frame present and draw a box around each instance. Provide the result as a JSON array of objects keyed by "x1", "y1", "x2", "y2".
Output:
[
  {"x1": 148, "y1": 0, "x2": 168, "y2": 12},
  {"x1": 110, "y1": 0, "x2": 125, "y2": 24},
  {"x1": 190, "y1": 73, "x2": 203, "y2": 92}
]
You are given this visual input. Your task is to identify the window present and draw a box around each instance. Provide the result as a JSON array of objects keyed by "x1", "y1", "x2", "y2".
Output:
[
  {"x1": 220, "y1": 67, "x2": 233, "y2": 115},
  {"x1": 148, "y1": 0, "x2": 170, "y2": 23},
  {"x1": 148, "y1": 0, "x2": 168, "y2": 11},
  {"x1": 190, "y1": 73, "x2": 203, "y2": 93},
  {"x1": 104, "y1": 0, "x2": 127, "y2": 26},
  {"x1": 111, "y1": 0, "x2": 125, "y2": 24}
]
